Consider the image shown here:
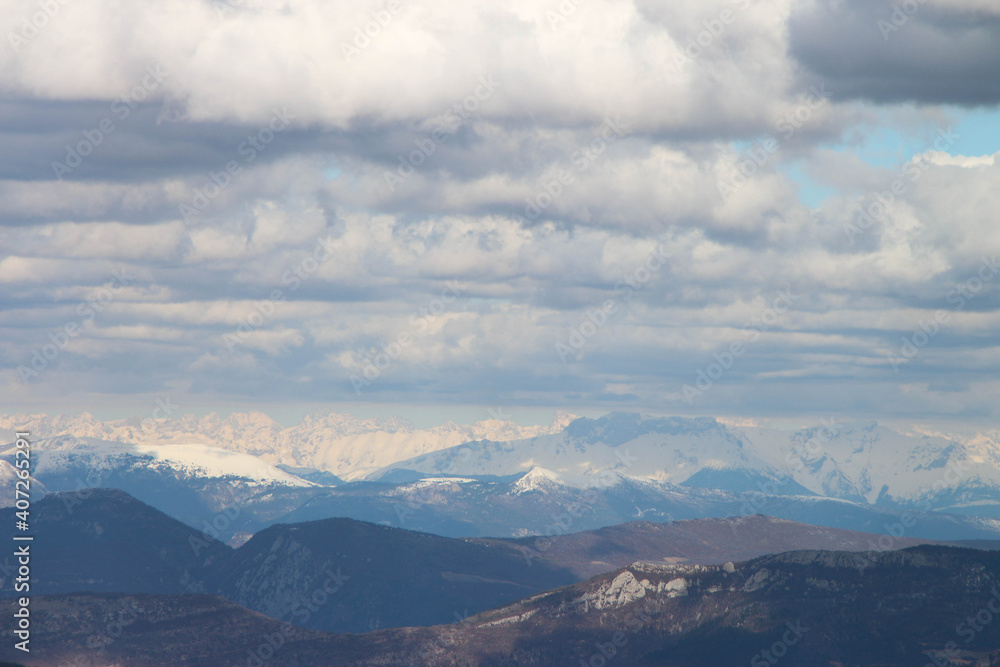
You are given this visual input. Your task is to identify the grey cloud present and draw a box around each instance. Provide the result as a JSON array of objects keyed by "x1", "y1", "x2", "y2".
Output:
[{"x1": 789, "y1": 0, "x2": 1000, "y2": 105}]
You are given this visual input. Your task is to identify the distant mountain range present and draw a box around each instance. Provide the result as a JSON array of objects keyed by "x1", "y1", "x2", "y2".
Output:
[
  {"x1": 0, "y1": 409, "x2": 576, "y2": 479},
  {"x1": 3, "y1": 412, "x2": 998, "y2": 509},
  {"x1": 4, "y1": 412, "x2": 1000, "y2": 550},
  {"x1": 278, "y1": 468, "x2": 1000, "y2": 542},
  {"x1": 376, "y1": 413, "x2": 1000, "y2": 517},
  {"x1": 4, "y1": 436, "x2": 1000, "y2": 549},
  {"x1": 7, "y1": 545, "x2": 1000, "y2": 665}
]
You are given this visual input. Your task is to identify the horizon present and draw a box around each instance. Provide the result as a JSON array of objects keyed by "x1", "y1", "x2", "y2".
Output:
[{"x1": 1, "y1": 405, "x2": 996, "y2": 436}]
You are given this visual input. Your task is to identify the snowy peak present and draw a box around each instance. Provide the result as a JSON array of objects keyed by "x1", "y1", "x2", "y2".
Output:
[
  {"x1": 376, "y1": 414, "x2": 780, "y2": 488},
  {"x1": 6, "y1": 410, "x2": 1000, "y2": 518},
  {"x1": 0, "y1": 409, "x2": 576, "y2": 479},
  {"x1": 20, "y1": 437, "x2": 314, "y2": 487},
  {"x1": 754, "y1": 420, "x2": 992, "y2": 504},
  {"x1": 127, "y1": 443, "x2": 316, "y2": 486},
  {"x1": 374, "y1": 413, "x2": 1000, "y2": 515},
  {"x1": 512, "y1": 467, "x2": 567, "y2": 494}
]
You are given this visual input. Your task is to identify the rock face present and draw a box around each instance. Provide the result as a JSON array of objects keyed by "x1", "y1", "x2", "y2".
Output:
[
  {"x1": 576, "y1": 570, "x2": 648, "y2": 610},
  {"x1": 573, "y1": 570, "x2": 691, "y2": 611}
]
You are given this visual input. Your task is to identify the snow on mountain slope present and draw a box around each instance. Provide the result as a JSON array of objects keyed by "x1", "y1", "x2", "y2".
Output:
[
  {"x1": 511, "y1": 467, "x2": 568, "y2": 494},
  {"x1": 744, "y1": 421, "x2": 1000, "y2": 506},
  {"x1": 0, "y1": 460, "x2": 47, "y2": 506},
  {"x1": 905, "y1": 425, "x2": 1000, "y2": 473},
  {"x1": 287, "y1": 411, "x2": 578, "y2": 480},
  {"x1": 129, "y1": 443, "x2": 316, "y2": 486},
  {"x1": 0, "y1": 410, "x2": 576, "y2": 479},
  {"x1": 5, "y1": 411, "x2": 1000, "y2": 520},
  {"x1": 374, "y1": 415, "x2": 782, "y2": 487},
  {"x1": 374, "y1": 413, "x2": 1000, "y2": 515},
  {"x1": 7, "y1": 437, "x2": 314, "y2": 487}
]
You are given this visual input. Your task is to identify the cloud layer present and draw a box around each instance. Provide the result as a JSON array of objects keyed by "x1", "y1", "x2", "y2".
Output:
[{"x1": 0, "y1": 0, "x2": 998, "y2": 421}]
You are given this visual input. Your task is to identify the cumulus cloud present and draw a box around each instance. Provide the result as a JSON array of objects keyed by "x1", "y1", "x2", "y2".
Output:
[
  {"x1": 0, "y1": 0, "x2": 998, "y2": 422},
  {"x1": 0, "y1": 0, "x2": 812, "y2": 133}
]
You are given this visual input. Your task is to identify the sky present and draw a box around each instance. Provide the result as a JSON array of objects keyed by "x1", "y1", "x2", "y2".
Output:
[{"x1": 0, "y1": 0, "x2": 999, "y2": 425}]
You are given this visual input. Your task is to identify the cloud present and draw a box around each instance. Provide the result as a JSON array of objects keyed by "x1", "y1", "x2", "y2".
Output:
[
  {"x1": 0, "y1": 0, "x2": 998, "y2": 422},
  {"x1": 789, "y1": 0, "x2": 1000, "y2": 105},
  {"x1": 0, "y1": 0, "x2": 810, "y2": 133}
]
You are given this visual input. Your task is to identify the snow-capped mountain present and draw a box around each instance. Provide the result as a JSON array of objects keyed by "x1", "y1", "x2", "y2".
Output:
[
  {"x1": 510, "y1": 467, "x2": 568, "y2": 495},
  {"x1": 375, "y1": 415, "x2": 782, "y2": 483},
  {"x1": 0, "y1": 436, "x2": 323, "y2": 544},
  {"x1": 374, "y1": 413, "x2": 1000, "y2": 517},
  {"x1": 0, "y1": 436, "x2": 315, "y2": 487},
  {"x1": 743, "y1": 421, "x2": 997, "y2": 507},
  {"x1": 273, "y1": 466, "x2": 1000, "y2": 542},
  {"x1": 0, "y1": 410, "x2": 576, "y2": 480},
  {"x1": 4, "y1": 410, "x2": 1000, "y2": 543},
  {"x1": 2, "y1": 435, "x2": 998, "y2": 545}
]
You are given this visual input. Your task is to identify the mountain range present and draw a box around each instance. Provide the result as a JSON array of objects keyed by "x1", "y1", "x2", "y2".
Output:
[
  {"x1": 374, "y1": 413, "x2": 1000, "y2": 517},
  {"x1": 6, "y1": 421, "x2": 1000, "y2": 548},
  {"x1": 7, "y1": 545, "x2": 1000, "y2": 665},
  {"x1": 0, "y1": 490, "x2": 575, "y2": 634},
  {"x1": 6, "y1": 412, "x2": 1000, "y2": 519},
  {"x1": 278, "y1": 467, "x2": 1000, "y2": 542},
  {"x1": 0, "y1": 410, "x2": 576, "y2": 480}
]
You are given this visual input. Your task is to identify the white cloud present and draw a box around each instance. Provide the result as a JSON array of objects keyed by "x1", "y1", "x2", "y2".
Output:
[
  {"x1": 1, "y1": 0, "x2": 999, "y2": 421},
  {"x1": 0, "y1": 0, "x2": 804, "y2": 132}
]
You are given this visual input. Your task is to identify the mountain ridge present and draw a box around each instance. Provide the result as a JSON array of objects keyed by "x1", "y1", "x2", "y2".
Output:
[
  {"x1": 6, "y1": 544, "x2": 1000, "y2": 665},
  {"x1": 0, "y1": 410, "x2": 576, "y2": 480}
]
